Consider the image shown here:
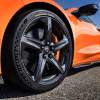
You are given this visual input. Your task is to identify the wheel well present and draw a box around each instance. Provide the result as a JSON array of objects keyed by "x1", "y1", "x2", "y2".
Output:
[
  {"x1": 1, "y1": 2, "x2": 74, "y2": 74},
  {"x1": 3, "y1": 2, "x2": 74, "y2": 46}
]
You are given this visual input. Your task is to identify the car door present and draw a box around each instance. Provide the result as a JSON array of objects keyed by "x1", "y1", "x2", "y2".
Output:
[{"x1": 73, "y1": 14, "x2": 100, "y2": 65}]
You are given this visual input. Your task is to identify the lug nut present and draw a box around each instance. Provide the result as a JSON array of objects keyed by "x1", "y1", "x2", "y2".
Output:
[
  {"x1": 49, "y1": 54, "x2": 53, "y2": 58},
  {"x1": 51, "y1": 42, "x2": 54, "y2": 46},
  {"x1": 47, "y1": 42, "x2": 50, "y2": 45},
  {"x1": 42, "y1": 46, "x2": 44, "y2": 49},
  {"x1": 43, "y1": 54, "x2": 47, "y2": 58},
  {"x1": 52, "y1": 47, "x2": 54, "y2": 51},
  {"x1": 52, "y1": 52, "x2": 54, "y2": 56}
]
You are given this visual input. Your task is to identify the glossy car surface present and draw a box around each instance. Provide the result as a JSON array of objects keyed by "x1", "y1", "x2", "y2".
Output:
[
  {"x1": 0, "y1": 0, "x2": 100, "y2": 92},
  {"x1": 66, "y1": 8, "x2": 100, "y2": 65}
]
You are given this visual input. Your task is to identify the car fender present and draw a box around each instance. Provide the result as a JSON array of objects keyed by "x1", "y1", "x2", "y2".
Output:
[{"x1": 0, "y1": 0, "x2": 74, "y2": 75}]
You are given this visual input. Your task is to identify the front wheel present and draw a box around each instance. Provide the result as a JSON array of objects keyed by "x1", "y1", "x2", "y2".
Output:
[{"x1": 3, "y1": 9, "x2": 73, "y2": 93}]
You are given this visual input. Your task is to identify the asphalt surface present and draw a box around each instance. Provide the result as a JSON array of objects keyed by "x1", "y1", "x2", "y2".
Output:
[{"x1": 0, "y1": 65, "x2": 100, "y2": 100}]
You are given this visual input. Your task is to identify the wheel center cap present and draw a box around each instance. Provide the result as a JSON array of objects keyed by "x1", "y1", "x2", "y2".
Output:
[{"x1": 44, "y1": 46, "x2": 50, "y2": 53}]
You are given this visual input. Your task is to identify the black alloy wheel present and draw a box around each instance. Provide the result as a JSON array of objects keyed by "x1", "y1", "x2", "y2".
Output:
[{"x1": 2, "y1": 9, "x2": 73, "y2": 93}]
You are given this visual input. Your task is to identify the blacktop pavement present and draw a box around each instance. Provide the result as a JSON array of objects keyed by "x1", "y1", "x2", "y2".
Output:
[{"x1": 0, "y1": 65, "x2": 100, "y2": 100}]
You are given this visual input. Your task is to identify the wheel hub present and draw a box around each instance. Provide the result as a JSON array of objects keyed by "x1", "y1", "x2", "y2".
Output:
[
  {"x1": 42, "y1": 45, "x2": 52, "y2": 59},
  {"x1": 44, "y1": 46, "x2": 50, "y2": 53}
]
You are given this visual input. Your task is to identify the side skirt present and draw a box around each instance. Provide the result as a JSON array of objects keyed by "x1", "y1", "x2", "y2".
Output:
[{"x1": 70, "y1": 61, "x2": 100, "y2": 75}]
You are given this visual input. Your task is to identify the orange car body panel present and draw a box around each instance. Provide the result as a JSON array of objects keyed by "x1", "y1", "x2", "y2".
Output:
[
  {"x1": 0, "y1": 0, "x2": 23, "y2": 75},
  {"x1": 0, "y1": 0, "x2": 73, "y2": 75},
  {"x1": 66, "y1": 8, "x2": 100, "y2": 66},
  {"x1": 0, "y1": 0, "x2": 100, "y2": 75}
]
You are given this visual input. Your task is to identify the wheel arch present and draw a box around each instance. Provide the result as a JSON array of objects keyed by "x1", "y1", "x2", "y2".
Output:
[{"x1": 1, "y1": 1, "x2": 74, "y2": 75}]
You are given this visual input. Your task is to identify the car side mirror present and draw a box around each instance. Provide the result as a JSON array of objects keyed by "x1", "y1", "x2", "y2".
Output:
[{"x1": 72, "y1": 4, "x2": 99, "y2": 17}]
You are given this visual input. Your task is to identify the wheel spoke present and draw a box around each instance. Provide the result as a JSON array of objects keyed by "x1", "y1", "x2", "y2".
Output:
[
  {"x1": 21, "y1": 35, "x2": 42, "y2": 50},
  {"x1": 34, "y1": 53, "x2": 47, "y2": 82},
  {"x1": 45, "y1": 17, "x2": 52, "y2": 43},
  {"x1": 20, "y1": 15, "x2": 71, "y2": 83},
  {"x1": 48, "y1": 56, "x2": 64, "y2": 73},
  {"x1": 38, "y1": 28, "x2": 44, "y2": 40},
  {"x1": 52, "y1": 35, "x2": 69, "y2": 52}
]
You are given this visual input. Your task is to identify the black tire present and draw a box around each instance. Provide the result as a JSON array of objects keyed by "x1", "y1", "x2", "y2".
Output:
[{"x1": 2, "y1": 9, "x2": 73, "y2": 93}]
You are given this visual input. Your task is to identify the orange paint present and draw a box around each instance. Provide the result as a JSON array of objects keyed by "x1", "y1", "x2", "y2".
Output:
[
  {"x1": 0, "y1": 0, "x2": 100, "y2": 75},
  {"x1": 66, "y1": 8, "x2": 100, "y2": 66}
]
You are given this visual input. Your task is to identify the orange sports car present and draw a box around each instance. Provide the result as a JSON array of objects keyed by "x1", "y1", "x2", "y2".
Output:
[{"x1": 0, "y1": 0, "x2": 100, "y2": 92}]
